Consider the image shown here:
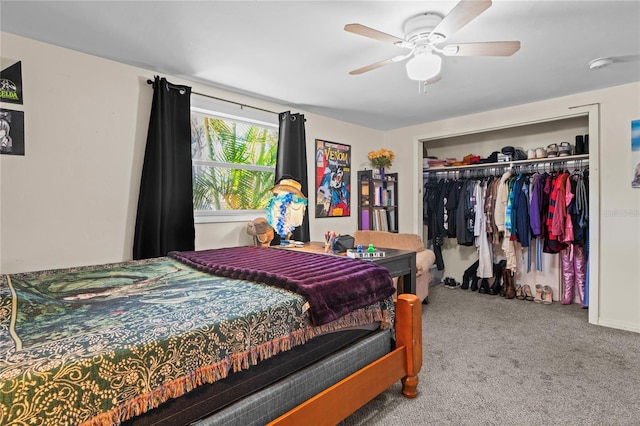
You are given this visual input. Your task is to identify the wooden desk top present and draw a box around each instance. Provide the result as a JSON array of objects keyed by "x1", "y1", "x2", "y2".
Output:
[
  {"x1": 273, "y1": 241, "x2": 417, "y2": 295},
  {"x1": 274, "y1": 241, "x2": 413, "y2": 257}
]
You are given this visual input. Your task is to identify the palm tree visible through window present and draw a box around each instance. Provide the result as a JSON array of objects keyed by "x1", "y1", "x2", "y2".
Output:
[{"x1": 190, "y1": 110, "x2": 278, "y2": 215}]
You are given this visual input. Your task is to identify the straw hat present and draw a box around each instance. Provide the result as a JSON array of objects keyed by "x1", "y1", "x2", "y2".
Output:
[{"x1": 271, "y1": 178, "x2": 306, "y2": 199}]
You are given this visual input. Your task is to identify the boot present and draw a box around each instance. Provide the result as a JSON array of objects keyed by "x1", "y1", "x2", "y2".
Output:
[
  {"x1": 573, "y1": 245, "x2": 587, "y2": 306},
  {"x1": 504, "y1": 268, "x2": 516, "y2": 299},
  {"x1": 561, "y1": 246, "x2": 575, "y2": 305},
  {"x1": 488, "y1": 267, "x2": 502, "y2": 296},
  {"x1": 462, "y1": 260, "x2": 479, "y2": 290},
  {"x1": 575, "y1": 135, "x2": 585, "y2": 155},
  {"x1": 499, "y1": 265, "x2": 507, "y2": 297},
  {"x1": 479, "y1": 278, "x2": 490, "y2": 294},
  {"x1": 470, "y1": 276, "x2": 480, "y2": 292},
  {"x1": 461, "y1": 272, "x2": 471, "y2": 290}
]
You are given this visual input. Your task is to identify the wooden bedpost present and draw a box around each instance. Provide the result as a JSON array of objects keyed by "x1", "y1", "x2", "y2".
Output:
[
  {"x1": 395, "y1": 293, "x2": 422, "y2": 398},
  {"x1": 268, "y1": 294, "x2": 423, "y2": 425}
]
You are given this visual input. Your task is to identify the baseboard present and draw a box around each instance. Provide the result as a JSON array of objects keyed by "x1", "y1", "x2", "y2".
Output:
[{"x1": 594, "y1": 318, "x2": 640, "y2": 334}]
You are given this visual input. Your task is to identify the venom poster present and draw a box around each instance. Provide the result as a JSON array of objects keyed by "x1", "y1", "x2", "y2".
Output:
[{"x1": 315, "y1": 139, "x2": 351, "y2": 217}]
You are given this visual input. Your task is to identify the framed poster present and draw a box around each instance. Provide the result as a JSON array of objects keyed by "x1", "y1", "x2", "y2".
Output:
[
  {"x1": 0, "y1": 108, "x2": 24, "y2": 155},
  {"x1": 315, "y1": 139, "x2": 351, "y2": 217},
  {"x1": 0, "y1": 60, "x2": 23, "y2": 104}
]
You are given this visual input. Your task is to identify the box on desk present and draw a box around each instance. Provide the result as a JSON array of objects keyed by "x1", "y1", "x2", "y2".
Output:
[{"x1": 346, "y1": 249, "x2": 386, "y2": 259}]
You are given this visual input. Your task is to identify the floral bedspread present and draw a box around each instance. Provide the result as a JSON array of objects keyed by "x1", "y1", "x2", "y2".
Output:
[{"x1": 0, "y1": 257, "x2": 392, "y2": 426}]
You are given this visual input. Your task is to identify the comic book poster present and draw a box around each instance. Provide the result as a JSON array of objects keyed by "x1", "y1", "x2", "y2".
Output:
[{"x1": 315, "y1": 139, "x2": 351, "y2": 217}]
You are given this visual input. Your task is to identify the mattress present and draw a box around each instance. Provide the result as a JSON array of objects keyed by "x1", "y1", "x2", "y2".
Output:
[{"x1": 1, "y1": 255, "x2": 394, "y2": 426}]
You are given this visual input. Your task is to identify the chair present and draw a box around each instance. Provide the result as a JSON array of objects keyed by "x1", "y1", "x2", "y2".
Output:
[{"x1": 353, "y1": 230, "x2": 435, "y2": 303}]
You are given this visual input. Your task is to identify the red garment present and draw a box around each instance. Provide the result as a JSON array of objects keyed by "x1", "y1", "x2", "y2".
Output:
[{"x1": 551, "y1": 172, "x2": 570, "y2": 239}]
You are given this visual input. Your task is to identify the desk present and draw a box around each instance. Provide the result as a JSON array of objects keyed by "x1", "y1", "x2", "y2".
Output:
[{"x1": 275, "y1": 242, "x2": 417, "y2": 295}]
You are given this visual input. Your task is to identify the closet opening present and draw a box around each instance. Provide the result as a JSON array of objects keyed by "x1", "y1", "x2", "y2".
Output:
[{"x1": 416, "y1": 107, "x2": 600, "y2": 324}]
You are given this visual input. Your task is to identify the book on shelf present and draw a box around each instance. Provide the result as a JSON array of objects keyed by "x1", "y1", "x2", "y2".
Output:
[
  {"x1": 372, "y1": 209, "x2": 380, "y2": 230},
  {"x1": 387, "y1": 210, "x2": 395, "y2": 232},
  {"x1": 361, "y1": 210, "x2": 370, "y2": 230},
  {"x1": 379, "y1": 209, "x2": 388, "y2": 231},
  {"x1": 371, "y1": 209, "x2": 385, "y2": 231}
]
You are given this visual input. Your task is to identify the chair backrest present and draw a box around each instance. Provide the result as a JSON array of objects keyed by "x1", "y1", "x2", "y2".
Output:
[{"x1": 353, "y1": 230, "x2": 425, "y2": 252}]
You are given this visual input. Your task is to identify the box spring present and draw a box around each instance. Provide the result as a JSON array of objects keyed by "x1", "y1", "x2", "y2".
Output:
[{"x1": 125, "y1": 327, "x2": 390, "y2": 425}]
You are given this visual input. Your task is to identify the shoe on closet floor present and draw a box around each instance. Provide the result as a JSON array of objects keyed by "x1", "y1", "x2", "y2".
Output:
[
  {"x1": 534, "y1": 284, "x2": 543, "y2": 303},
  {"x1": 488, "y1": 274, "x2": 501, "y2": 296},
  {"x1": 515, "y1": 284, "x2": 525, "y2": 300},
  {"x1": 460, "y1": 274, "x2": 470, "y2": 290},
  {"x1": 542, "y1": 285, "x2": 553, "y2": 304},
  {"x1": 479, "y1": 278, "x2": 491, "y2": 294},
  {"x1": 443, "y1": 277, "x2": 459, "y2": 289},
  {"x1": 470, "y1": 276, "x2": 480, "y2": 292},
  {"x1": 523, "y1": 284, "x2": 534, "y2": 301},
  {"x1": 503, "y1": 268, "x2": 516, "y2": 299}
]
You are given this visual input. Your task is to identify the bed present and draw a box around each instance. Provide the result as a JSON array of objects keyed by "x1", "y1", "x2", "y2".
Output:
[{"x1": 1, "y1": 246, "x2": 422, "y2": 425}]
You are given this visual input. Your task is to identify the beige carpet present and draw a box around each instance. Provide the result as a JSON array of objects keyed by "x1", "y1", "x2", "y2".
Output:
[{"x1": 341, "y1": 284, "x2": 640, "y2": 425}]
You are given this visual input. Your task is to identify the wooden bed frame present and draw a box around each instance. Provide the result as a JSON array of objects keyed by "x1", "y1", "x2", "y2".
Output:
[{"x1": 268, "y1": 293, "x2": 422, "y2": 425}]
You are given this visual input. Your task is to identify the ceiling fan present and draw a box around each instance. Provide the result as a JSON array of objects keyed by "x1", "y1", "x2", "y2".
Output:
[
  {"x1": 345, "y1": 0, "x2": 521, "y2": 84},
  {"x1": 588, "y1": 54, "x2": 640, "y2": 70}
]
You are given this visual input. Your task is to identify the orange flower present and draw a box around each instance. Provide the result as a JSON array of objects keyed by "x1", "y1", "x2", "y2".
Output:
[{"x1": 368, "y1": 149, "x2": 395, "y2": 168}]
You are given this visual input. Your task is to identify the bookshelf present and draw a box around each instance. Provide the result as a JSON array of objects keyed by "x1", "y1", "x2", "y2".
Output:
[{"x1": 357, "y1": 170, "x2": 398, "y2": 232}]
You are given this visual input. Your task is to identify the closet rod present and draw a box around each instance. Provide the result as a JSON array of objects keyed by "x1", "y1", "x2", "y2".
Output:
[
  {"x1": 423, "y1": 154, "x2": 589, "y2": 174},
  {"x1": 146, "y1": 79, "x2": 279, "y2": 115}
]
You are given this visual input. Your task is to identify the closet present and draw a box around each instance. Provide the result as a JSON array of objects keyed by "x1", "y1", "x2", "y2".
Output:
[{"x1": 420, "y1": 112, "x2": 596, "y2": 307}]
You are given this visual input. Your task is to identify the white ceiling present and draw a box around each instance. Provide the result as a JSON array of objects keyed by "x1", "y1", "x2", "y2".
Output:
[{"x1": 1, "y1": 0, "x2": 639, "y2": 130}]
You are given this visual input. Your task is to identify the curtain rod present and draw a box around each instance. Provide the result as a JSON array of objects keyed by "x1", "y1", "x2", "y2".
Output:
[{"x1": 146, "y1": 79, "x2": 279, "y2": 115}]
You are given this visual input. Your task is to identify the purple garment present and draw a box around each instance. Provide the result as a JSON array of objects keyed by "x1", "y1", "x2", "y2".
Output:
[
  {"x1": 529, "y1": 173, "x2": 545, "y2": 236},
  {"x1": 169, "y1": 246, "x2": 395, "y2": 325}
]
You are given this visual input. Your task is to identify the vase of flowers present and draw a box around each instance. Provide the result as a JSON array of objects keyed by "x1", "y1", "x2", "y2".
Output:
[{"x1": 368, "y1": 148, "x2": 395, "y2": 179}]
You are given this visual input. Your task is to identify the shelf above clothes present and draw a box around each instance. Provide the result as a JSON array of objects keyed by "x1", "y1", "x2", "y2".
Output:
[{"x1": 423, "y1": 154, "x2": 589, "y2": 176}]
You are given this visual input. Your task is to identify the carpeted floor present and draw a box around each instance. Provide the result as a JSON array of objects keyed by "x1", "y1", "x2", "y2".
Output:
[{"x1": 340, "y1": 284, "x2": 640, "y2": 425}]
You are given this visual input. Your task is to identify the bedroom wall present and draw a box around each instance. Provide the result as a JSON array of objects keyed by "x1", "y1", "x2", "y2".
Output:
[
  {"x1": 0, "y1": 32, "x2": 382, "y2": 274},
  {"x1": 384, "y1": 82, "x2": 640, "y2": 333}
]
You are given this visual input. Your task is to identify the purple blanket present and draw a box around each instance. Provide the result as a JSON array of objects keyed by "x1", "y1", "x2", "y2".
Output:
[{"x1": 169, "y1": 246, "x2": 395, "y2": 325}]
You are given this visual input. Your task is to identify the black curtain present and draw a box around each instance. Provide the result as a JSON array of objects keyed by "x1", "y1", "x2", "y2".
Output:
[
  {"x1": 275, "y1": 111, "x2": 310, "y2": 242},
  {"x1": 133, "y1": 76, "x2": 194, "y2": 259}
]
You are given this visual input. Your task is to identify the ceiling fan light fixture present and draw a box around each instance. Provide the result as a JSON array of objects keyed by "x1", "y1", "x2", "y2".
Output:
[
  {"x1": 406, "y1": 52, "x2": 442, "y2": 81},
  {"x1": 589, "y1": 57, "x2": 614, "y2": 70}
]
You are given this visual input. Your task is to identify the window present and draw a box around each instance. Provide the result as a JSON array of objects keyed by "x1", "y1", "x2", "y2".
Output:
[{"x1": 190, "y1": 96, "x2": 278, "y2": 223}]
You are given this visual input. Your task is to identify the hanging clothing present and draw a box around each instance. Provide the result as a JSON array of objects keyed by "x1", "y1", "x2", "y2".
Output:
[
  {"x1": 494, "y1": 170, "x2": 512, "y2": 234},
  {"x1": 456, "y1": 179, "x2": 476, "y2": 246},
  {"x1": 422, "y1": 163, "x2": 589, "y2": 280},
  {"x1": 475, "y1": 181, "x2": 493, "y2": 278},
  {"x1": 423, "y1": 178, "x2": 445, "y2": 270}
]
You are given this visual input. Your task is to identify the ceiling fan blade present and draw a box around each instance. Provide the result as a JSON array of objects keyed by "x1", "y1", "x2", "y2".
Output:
[
  {"x1": 344, "y1": 23, "x2": 405, "y2": 46},
  {"x1": 613, "y1": 54, "x2": 640, "y2": 63},
  {"x1": 442, "y1": 41, "x2": 521, "y2": 57},
  {"x1": 349, "y1": 53, "x2": 412, "y2": 75},
  {"x1": 430, "y1": 0, "x2": 492, "y2": 40},
  {"x1": 426, "y1": 74, "x2": 442, "y2": 84}
]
